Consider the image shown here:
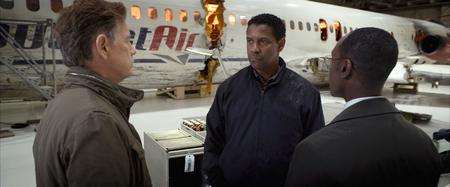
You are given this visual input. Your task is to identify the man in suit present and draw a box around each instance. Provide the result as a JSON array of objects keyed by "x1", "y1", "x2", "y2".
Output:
[{"x1": 285, "y1": 27, "x2": 442, "y2": 187}]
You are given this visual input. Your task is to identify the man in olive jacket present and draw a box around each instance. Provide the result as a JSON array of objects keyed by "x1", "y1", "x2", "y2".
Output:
[{"x1": 33, "y1": 0, "x2": 152, "y2": 186}]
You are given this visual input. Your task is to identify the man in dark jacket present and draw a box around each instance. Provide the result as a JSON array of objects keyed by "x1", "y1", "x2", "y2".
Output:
[
  {"x1": 202, "y1": 13, "x2": 325, "y2": 187},
  {"x1": 33, "y1": 0, "x2": 152, "y2": 186},
  {"x1": 285, "y1": 28, "x2": 442, "y2": 187}
]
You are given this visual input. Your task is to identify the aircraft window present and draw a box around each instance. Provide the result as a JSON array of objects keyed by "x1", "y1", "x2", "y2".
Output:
[
  {"x1": 314, "y1": 23, "x2": 319, "y2": 32},
  {"x1": 329, "y1": 25, "x2": 334, "y2": 33},
  {"x1": 179, "y1": 10, "x2": 188, "y2": 22},
  {"x1": 343, "y1": 26, "x2": 347, "y2": 34},
  {"x1": 334, "y1": 21, "x2": 342, "y2": 41},
  {"x1": 131, "y1": 5, "x2": 141, "y2": 20},
  {"x1": 193, "y1": 11, "x2": 201, "y2": 23},
  {"x1": 165, "y1": 8, "x2": 173, "y2": 22},
  {"x1": 51, "y1": 0, "x2": 63, "y2": 13},
  {"x1": 306, "y1": 22, "x2": 311, "y2": 31},
  {"x1": 26, "y1": 0, "x2": 40, "y2": 11},
  {"x1": 319, "y1": 19, "x2": 327, "y2": 41},
  {"x1": 0, "y1": 0, "x2": 14, "y2": 9},
  {"x1": 240, "y1": 16, "x2": 248, "y2": 26},
  {"x1": 228, "y1": 14, "x2": 236, "y2": 26},
  {"x1": 298, "y1": 21, "x2": 303, "y2": 30},
  {"x1": 148, "y1": 7, "x2": 157, "y2": 20},
  {"x1": 290, "y1": 21, "x2": 295, "y2": 30}
]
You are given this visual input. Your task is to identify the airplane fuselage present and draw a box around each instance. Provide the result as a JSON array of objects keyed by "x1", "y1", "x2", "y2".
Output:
[{"x1": 1, "y1": 0, "x2": 449, "y2": 91}]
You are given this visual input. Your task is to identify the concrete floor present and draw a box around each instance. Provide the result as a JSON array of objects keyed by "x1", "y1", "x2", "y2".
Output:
[{"x1": 1, "y1": 83, "x2": 449, "y2": 187}]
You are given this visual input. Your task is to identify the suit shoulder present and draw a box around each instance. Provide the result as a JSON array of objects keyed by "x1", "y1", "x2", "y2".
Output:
[{"x1": 300, "y1": 124, "x2": 349, "y2": 149}]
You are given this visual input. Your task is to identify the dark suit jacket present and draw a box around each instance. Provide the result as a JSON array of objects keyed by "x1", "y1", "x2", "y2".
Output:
[{"x1": 285, "y1": 98, "x2": 442, "y2": 187}]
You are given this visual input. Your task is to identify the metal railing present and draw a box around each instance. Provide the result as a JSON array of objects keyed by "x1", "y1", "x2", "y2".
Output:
[{"x1": 0, "y1": 19, "x2": 56, "y2": 100}]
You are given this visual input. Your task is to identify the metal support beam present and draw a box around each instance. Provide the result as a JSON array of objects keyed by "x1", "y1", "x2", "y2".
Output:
[{"x1": 369, "y1": 1, "x2": 394, "y2": 8}]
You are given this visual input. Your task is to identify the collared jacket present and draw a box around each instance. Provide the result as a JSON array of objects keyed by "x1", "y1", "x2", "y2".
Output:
[
  {"x1": 285, "y1": 98, "x2": 442, "y2": 187},
  {"x1": 203, "y1": 58, "x2": 325, "y2": 187},
  {"x1": 33, "y1": 67, "x2": 152, "y2": 187}
]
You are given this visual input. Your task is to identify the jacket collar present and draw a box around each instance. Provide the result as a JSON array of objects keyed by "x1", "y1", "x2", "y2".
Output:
[
  {"x1": 63, "y1": 66, "x2": 143, "y2": 120},
  {"x1": 249, "y1": 57, "x2": 287, "y2": 87},
  {"x1": 328, "y1": 97, "x2": 401, "y2": 125}
]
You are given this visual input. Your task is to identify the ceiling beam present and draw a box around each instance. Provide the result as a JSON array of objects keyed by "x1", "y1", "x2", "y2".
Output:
[{"x1": 369, "y1": 0, "x2": 394, "y2": 8}]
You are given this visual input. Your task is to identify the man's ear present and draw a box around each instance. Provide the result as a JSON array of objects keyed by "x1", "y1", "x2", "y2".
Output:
[
  {"x1": 278, "y1": 37, "x2": 285, "y2": 52},
  {"x1": 340, "y1": 59, "x2": 353, "y2": 79},
  {"x1": 95, "y1": 34, "x2": 109, "y2": 59}
]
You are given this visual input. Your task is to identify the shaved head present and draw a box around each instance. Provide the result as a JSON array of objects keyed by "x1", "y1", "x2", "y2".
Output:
[{"x1": 339, "y1": 27, "x2": 398, "y2": 88}]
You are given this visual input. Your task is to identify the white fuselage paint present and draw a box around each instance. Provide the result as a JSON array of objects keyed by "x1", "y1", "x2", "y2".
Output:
[{"x1": 0, "y1": 0, "x2": 449, "y2": 90}]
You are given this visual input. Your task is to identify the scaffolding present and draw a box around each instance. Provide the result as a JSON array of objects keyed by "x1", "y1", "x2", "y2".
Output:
[{"x1": 0, "y1": 19, "x2": 57, "y2": 100}]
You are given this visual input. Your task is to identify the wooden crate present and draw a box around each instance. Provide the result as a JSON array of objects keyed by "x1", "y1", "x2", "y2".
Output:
[
  {"x1": 157, "y1": 84, "x2": 218, "y2": 100},
  {"x1": 393, "y1": 82, "x2": 418, "y2": 94}
]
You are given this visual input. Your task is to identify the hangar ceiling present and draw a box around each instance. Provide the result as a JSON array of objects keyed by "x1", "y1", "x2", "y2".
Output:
[
  {"x1": 313, "y1": 0, "x2": 449, "y2": 11},
  {"x1": 311, "y1": 0, "x2": 450, "y2": 27}
]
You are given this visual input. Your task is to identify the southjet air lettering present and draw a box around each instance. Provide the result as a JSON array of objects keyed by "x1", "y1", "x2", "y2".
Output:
[
  {"x1": 0, "y1": 23, "x2": 199, "y2": 54},
  {"x1": 131, "y1": 26, "x2": 201, "y2": 52}
]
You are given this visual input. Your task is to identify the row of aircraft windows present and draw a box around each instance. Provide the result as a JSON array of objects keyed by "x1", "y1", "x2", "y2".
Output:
[
  {"x1": 287, "y1": 19, "x2": 396, "y2": 42},
  {"x1": 131, "y1": 6, "x2": 202, "y2": 22},
  {"x1": 289, "y1": 20, "x2": 353, "y2": 33},
  {"x1": 0, "y1": 0, "x2": 64, "y2": 12},
  {"x1": 2, "y1": 1, "x2": 398, "y2": 42},
  {"x1": 130, "y1": 5, "x2": 250, "y2": 26},
  {"x1": 288, "y1": 19, "x2": 355, "y2": 41},
  {"x1": 132, "y1": 6, "x2": 202, "y2": 23},
  {"x1": 1, "y1": 0, "x2": 252, "y2": 26}
]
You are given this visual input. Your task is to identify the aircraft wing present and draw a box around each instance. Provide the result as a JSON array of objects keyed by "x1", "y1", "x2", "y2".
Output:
[{"x1": 410, "y1": 64, "x2": 450, "y2": 82}]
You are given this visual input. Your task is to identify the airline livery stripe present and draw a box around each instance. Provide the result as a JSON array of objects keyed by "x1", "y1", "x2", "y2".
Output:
[
  {"x1": 134, "y1": 59, "x2": 165, "y2": 63},
  {"x1": 2, "y1": 58, "x2": 249, "y2": 65},
  {"x1": 222, "y1": 58, "x2": 248, "y2": 61}
]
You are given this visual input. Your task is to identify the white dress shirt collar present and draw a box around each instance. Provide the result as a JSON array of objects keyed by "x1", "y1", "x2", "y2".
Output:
[{"x1": 344, "y1": 96, "x2": 385, "y2": 110}]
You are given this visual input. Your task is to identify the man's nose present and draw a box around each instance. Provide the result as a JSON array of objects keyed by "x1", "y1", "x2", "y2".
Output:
[{"x1": 249, "y1": 43, "x2": 260, "y2": 54}]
